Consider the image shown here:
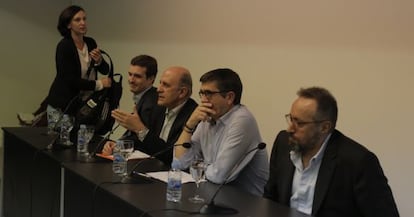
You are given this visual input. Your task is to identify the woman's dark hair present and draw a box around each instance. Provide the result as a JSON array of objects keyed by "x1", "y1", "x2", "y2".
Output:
[{"x1": 57, "y1": 5, "x2": 84, "y2": 37}]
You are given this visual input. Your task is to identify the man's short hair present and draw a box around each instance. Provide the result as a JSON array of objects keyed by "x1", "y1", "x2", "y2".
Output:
[
  {"x1": 130, "y1": 55, "x2": 158, "y2": 79},
  {"x1": 297, "y1": 87, "x2": 338, "y2": 128},
  {"x1": 179, "y1": 71, "x2": 193, "y2": 97},
  {"x1": 200, "y1": 68, "x2": 243, "y2": 105}
]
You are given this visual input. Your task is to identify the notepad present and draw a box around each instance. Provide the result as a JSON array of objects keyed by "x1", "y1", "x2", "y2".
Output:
[
  {"x1": 96, "y1": 150, "x2": 151, "y2": 161},
  {"x1": 146, "y1": 171, "x2": 196, "y2": 183}
]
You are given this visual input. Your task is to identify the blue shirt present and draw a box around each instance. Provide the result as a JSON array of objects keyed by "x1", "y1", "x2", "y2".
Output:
[
  {"x1": 172, "y1": 105, "x2": 269, "y2": 196},
  {"x1": 289, "y1": 133, "x2": 331, "y2": 215}
]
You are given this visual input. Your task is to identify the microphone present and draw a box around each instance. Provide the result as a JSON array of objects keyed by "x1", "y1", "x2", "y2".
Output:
[
  {"x1": 199, "y1": 142, "x2": 266, "y2": 215},
  {"x1": 120, "y1": 143, "x2": 192, "y2": 184}
]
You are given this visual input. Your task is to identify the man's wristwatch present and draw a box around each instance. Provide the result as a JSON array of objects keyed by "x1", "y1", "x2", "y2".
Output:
[{"x1": 137, "y1": 127, "x2": 149, "y2": 141}]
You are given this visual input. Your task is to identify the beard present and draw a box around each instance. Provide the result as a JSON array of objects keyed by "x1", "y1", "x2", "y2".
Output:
[
  {"x1": 288, "y1": 132, "x2": 324, "y2": 155},
  {"x1": 288, "y1": 136, "x2": 303, "y2": 153}
]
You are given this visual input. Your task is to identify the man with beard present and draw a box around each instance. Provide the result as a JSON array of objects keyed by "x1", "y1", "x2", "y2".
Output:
[{"x1": 263, "y1": 87, "x2": 399, "y2": 217}]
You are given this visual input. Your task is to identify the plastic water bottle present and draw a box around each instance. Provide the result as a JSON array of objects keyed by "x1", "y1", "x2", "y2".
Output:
[
  {"x1": 166, "y1": 168, "x2": 182, "y2": 202},
  {"x1": 112, "y1": 142, "x2": 126, "y2": 175},
  {"x1": 59, "y1": 114, "x2": 73, "y2": 146},
  {"x1": 77, "y1": 124, "x2": 88, "y2": 155}
]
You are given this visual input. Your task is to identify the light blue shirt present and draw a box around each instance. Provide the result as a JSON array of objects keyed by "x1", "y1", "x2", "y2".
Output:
[
  {"x1": 172, "y1": 105, "x2": 269, "y2": 196},
  {"x1": 289, "y1": 133, "x2": 331, "y2": 215}
]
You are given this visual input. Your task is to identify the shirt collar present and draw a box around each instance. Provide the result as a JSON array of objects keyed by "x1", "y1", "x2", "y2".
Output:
[
  {"x1": 133, "y1": 86, "x2": 153, "y2": 105},
  {"x1": 290, "y1": 132, "x2": 332, "y2": 169},
  {"x1": 312, "y1": 133, "x2": 331, "y2": 162},
  {"x1": 166, "y1": 100, "x2": 187, "y2": 118},
  {"x1": 213, "y1": 104, "x2": 241, "y2": 126}
]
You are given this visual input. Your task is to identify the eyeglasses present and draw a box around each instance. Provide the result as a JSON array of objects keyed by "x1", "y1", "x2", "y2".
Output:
[
  {"x1": 285, "y1": 114, "x2": 327, "y2": 128},
  {"x1": 198, "y1": 90, "x2": 228, "y2": 98}
]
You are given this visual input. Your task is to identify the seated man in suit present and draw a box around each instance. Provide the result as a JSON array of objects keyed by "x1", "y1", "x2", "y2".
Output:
[
  {"x1": 263, "y1": 87, "x2": 399, "y2": 217},
  {"x1": 173, "y1": 68, "x2": 269, "y2": 196},
  {"x1": 103, "y1": 66, "x2": 197, "y2": 165},
  {"x1": 102, "y1": 55, "x2": 158, "y2": 149}
]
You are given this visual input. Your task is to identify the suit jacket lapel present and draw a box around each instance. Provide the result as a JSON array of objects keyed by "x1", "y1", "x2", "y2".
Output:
[
  {"x1": 279, "y1": 131, "x2": 296, "y2": 204},
  {"x1": 136, "y1": 87, "x2": 156, "y2": 115},
  {"x1": 312, "y1": 130, "x2": 338, "y2": 214},
  {"x1": 167, "y1": 99, "x2": 194, "y2": 143},
  {"x1": 282, "y1": 161, "x2": 295, "y2": 204},
  {"x1": 154, "y1": 107, "x2": 167, "y2": 137}
]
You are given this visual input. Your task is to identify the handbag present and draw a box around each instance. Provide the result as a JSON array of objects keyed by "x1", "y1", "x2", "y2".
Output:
[{"x1": 76, "y1": 50, "x2": 123, "y2": 135}]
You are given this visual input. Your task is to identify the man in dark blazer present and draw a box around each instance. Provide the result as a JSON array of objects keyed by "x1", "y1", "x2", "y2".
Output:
[
  {"x1": 264, "y1": 87, "x2": 399, "y2": 217},
  {"x1": 103, "y1": 55, "x2": 158, "y2": 148},
  {"x1": 103, "y1": 66, "x2": 197, "y2": 165}
]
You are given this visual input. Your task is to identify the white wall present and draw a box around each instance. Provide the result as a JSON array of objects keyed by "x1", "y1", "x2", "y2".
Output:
[
  {"x1": 0, "y1": 0, "x2": 71, "y2": 215},
  {"x1": 76, "y1": 1, "x2": 414, "y2": 216},
  {"x1": 2, "y1": 0, "x2": 413, "y2": 216}
]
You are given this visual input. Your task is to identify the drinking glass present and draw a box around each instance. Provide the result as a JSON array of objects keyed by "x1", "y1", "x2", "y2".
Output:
[
  {"x1": 189, "y1": 158, "x2": 205, "y2": 203},
  {"x1": 47, "y1": 110, "x2": 61, "y2": 135},
  {"x1": 84, "y1": 125, "x2": 95, "y2": 145},
  {"x1": 60, "y1": 115, "x2": 74, "y2": 146},
  {"x1": 118, "y1": 140, "x2": 134, "y2": 176}
]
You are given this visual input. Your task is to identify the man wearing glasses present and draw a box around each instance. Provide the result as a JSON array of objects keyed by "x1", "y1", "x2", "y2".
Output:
[
  {"x1": 173, "y1": 68, "x2": 269, "y2": 196},
  {"x1": 263, "y1": 87, "x2": 399, "y2": 217}
]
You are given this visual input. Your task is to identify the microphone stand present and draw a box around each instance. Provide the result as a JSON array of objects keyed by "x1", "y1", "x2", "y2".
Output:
[
  {"x1": 199, "y1": 143, "x2": 266, "y2": 215},
  {"x1": 120, "y1": 143, "x2": 192, "y2": 184}
]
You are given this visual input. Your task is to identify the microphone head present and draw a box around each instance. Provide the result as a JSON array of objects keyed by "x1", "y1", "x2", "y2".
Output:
[
  {"x1": 182, "y1": 142, "x2": 192, "y2": 149},
  {"x1": 257, "y1": 142, "x2": 266, "y2": 150}
]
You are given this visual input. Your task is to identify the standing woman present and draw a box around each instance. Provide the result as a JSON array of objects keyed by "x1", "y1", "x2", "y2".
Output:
[{"x1": 47, "y1": 5, "x2": 111, "y2": 117}]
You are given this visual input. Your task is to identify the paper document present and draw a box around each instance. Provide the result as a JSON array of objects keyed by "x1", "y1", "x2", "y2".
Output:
[
  {"x1": 128, "y1": 150, "x2": 150, "y2": 159},
  {"x1": 147, "y1": 171, "x2": 196, "y2": 183},
  {"x1": 96, "y1": 150, "x2": 150, "y2": 161}
]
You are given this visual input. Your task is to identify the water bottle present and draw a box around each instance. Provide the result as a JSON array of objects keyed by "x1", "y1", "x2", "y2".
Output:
[
  {"x1": 112, "y1": 141, "x2": 126, "y2": 175},
  {"x1": 166, "y1": 168, "x2": 182, "y2": 202},
  {"x1": 77, "y1": 124, "x2": 88, "y2": 155},
  {"x1": 59, "y1": 114, "x2": 73, "y2": 146}
]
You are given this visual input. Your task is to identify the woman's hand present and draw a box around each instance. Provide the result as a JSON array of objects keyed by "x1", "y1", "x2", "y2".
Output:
[
  {"x1": 100, "y1": 77, "x2": 112, "y2": 88},
  {"x1": 90, "y1": 48, "x2": 102, "y2": 65}
]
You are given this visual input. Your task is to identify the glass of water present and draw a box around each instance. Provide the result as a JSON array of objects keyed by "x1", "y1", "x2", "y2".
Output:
[
  {"x1": 59, "y1": 115, "x2": 74, "y2": 146},
  {"x1": 113, "y1": 140, "x2": 134, "y2": 176},
  {"x1": 189, "y1": 158, "x2": 205, "y2": 203},
  {"x1": 47, "y1": 109, "x2": 61, "y2": 135},
  {"x1": 84, "y1": 125, "x2": 95, "y2": 145}
]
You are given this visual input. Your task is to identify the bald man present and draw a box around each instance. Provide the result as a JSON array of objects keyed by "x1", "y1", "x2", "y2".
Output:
[{"x1": 103, "y1": 66, "x2": 197, "y2": 165}]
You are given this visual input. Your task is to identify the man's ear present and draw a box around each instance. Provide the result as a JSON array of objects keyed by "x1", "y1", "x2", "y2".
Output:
[
  {"x1": 180, "y1": 86, "x2": 189, "y2": 98},
  {"x1": 148, "y1": 75, "x2": 155, "y2": 84},
  {"x1": 321, "y1": 121, "x2": 332, "y2": 134},
  {"x1": 226, "y1": 91, "x2": 235, "y2": 105}
]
